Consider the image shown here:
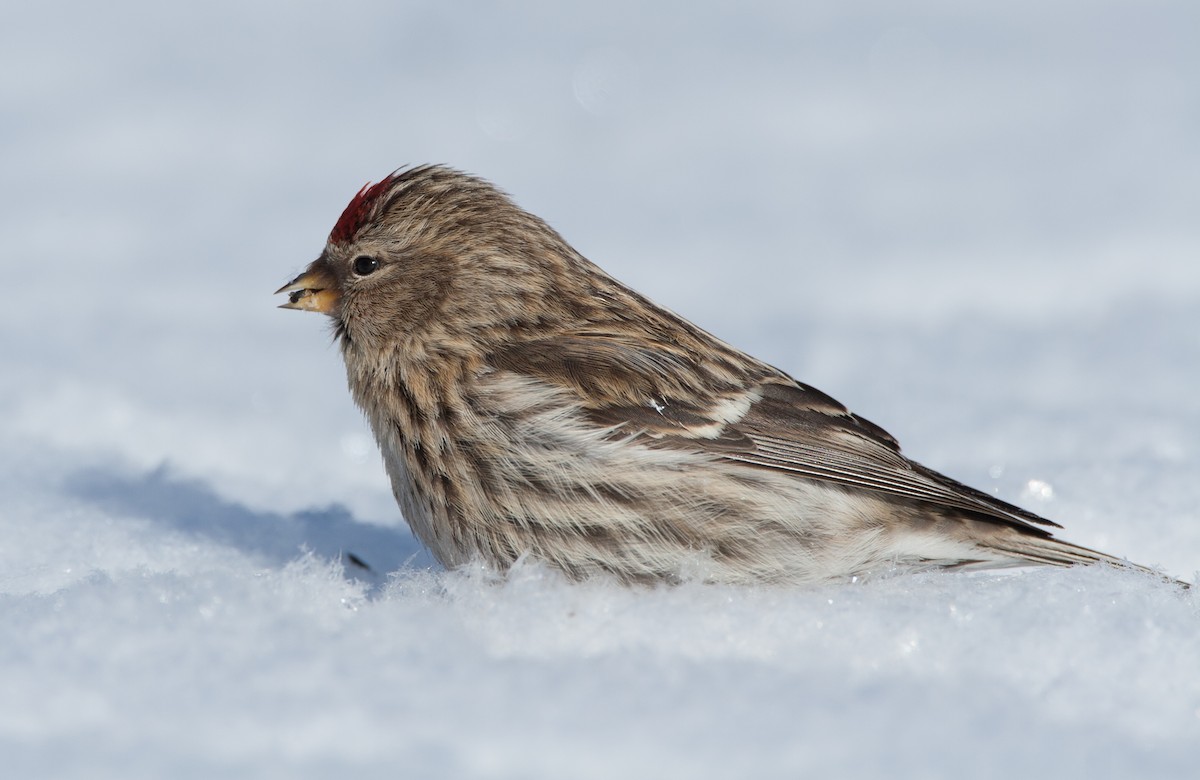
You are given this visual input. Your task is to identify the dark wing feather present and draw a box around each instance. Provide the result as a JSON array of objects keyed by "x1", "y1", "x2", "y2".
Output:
[
  {"x1": 487, "y1": 336, "x2": 1060, "y2": 535},
  {"x1": 489, "y1": 333, "x2": 727, "y2": 406},
  {"x1": 727, "y1": 383, "x2": 1061, "y2": 532}
]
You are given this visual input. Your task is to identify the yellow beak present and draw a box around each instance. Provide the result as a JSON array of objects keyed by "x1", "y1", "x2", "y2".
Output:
[{"x1": 275, "y1": 263, "x2": 339, "y2": 315}]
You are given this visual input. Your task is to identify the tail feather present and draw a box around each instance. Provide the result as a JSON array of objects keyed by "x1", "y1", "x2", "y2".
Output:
[{"x1": 971, "y1": 526, "x2": 1188, "y2": 587}]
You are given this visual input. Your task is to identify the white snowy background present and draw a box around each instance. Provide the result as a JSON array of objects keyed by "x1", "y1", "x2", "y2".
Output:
[{"x1": 3, "y1": 2, "x2": 1199, "y2": 778}]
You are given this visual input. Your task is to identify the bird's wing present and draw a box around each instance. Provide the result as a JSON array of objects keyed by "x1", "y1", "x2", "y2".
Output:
[
  {"x1": 720, "y1": 381, "x2": 1060, "y2": 531},
  {"x1": 487, "y1": 335, "x2": 1060, "y2": 534}
]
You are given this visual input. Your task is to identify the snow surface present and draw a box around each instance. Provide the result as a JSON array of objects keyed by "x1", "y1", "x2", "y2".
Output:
[{"x1": 3, "y1": 2, "x2": 1200, "y2": 778}]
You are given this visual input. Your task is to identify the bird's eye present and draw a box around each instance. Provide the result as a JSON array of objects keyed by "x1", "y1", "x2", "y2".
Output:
[{"x1": 352, "y1": 255, "x2": 380, "y2": 276}]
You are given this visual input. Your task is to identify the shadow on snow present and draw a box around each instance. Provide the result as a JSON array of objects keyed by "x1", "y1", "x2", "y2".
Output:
[{"x1": 65, "y1": 465, "x2": 438, "y2": 588}]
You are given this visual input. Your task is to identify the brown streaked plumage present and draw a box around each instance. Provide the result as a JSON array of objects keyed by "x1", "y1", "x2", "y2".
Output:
[{"x1": 277, "y1": 164, "x2": 1179, "y2": 586}]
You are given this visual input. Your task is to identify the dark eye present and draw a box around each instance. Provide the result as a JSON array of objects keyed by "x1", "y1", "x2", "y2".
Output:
[{"x1": 352, "y1": 255, "x2": 380, "y2": 276}]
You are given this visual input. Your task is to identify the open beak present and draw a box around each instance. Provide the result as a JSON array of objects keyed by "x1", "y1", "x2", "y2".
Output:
[{"x1": 275, "y1": 261, "x2": 339, "y2": 315}]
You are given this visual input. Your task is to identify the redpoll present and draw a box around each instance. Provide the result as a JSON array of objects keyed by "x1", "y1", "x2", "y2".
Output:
[{"x1": 278, "y1": 165, "x2": 1173, "y2": 586}]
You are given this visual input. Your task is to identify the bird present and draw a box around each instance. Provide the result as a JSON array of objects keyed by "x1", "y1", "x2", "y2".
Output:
[{"x1": 277, "y1": 164, "x2": 1173, "y2": 586}]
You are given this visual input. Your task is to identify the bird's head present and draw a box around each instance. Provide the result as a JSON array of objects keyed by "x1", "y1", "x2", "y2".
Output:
[{"x1": 276, "y1": 165, "x2": 593, "y2": 350}]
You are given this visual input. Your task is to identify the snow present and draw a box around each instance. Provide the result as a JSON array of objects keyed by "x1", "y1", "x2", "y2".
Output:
[{"x1": 3, "y1": 2, "x2": 1200, "y2": 778}]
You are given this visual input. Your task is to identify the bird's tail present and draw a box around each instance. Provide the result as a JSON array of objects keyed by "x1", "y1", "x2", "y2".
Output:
[{"x1": 967, "y1": 522, "x2": 1189, "y2": 588}]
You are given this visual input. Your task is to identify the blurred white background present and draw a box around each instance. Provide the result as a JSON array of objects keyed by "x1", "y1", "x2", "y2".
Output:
[{"x1": 2, "y1": 3, "x2": 1198, "y2": 778}]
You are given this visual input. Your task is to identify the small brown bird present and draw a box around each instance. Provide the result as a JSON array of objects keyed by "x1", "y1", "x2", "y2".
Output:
[{"x1": 278, "y1": 165, "x2": 1166, "y2": 585}]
